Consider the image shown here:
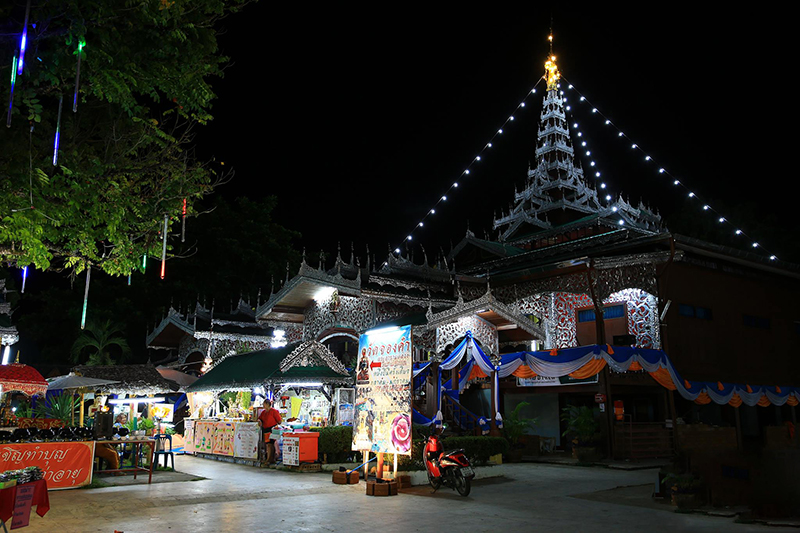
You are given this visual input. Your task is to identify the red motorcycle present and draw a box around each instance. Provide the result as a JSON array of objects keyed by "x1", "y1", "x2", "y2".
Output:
[{"x1": 423, "y1": 430, "x2": 474, "y2": 496}]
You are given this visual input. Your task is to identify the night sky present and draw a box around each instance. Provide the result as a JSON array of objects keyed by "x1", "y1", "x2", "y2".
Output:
[{"x1": 202, "y1": 5, "x2": 795, "y2": 262}]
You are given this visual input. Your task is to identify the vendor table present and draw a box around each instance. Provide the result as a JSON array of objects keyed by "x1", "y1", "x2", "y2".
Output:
[
  {"x1": 0, "y1": 442, "x2": 95, "y2": 490},
  {"x1": 0, "y1": 479, "x2": 49, "y2": 531},
  {"x1": 94, "y1": 439, "x2": 155, "y2": 483}
]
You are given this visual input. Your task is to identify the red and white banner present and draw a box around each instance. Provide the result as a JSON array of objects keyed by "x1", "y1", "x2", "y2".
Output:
[{"x1": 0, "y1": 441, "x2": 95, "y2": 490}]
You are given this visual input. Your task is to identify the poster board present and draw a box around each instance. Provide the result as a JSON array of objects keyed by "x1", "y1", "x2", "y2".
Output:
[
  {"x1": 211, "y1": 422, "x2": 235, "y2": 456},
  {"x1": 233, "y1": 422, "x2": 260, "y2": 459},
  {"x1": 0, "y1": 441, "x2": 95, "y2": 489},
  {"x1": 283, "y1": 436, "x2": 299, "y2": 466},
  {"x1": 193, "y1": 421, "x2": 215, "y2": 453},
  {"x1": 183, "y1": 420, "x2": 196, "y2": 454},
  {"x1": 351, "y1": 325, "x2": 412, "y2": 455}
]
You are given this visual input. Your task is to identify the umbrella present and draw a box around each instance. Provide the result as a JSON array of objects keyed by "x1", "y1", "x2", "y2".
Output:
[
  {"x1": 47, "y1": 373, "x2": 120, "y2": 426},
  {"x1": 0, "y1": 363, "x2": 48, "y2": 397},
  {"x1": 47, "y1": 373, "x2": 120, "y2": 391},
  {"x1": 156, "y1": 367, "x2": 198, "y2": 389}
]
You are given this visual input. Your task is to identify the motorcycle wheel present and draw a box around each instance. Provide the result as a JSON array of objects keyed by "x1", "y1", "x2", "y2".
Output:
[
  {"x1": 454, "y1": 470, "x2": 471, "y2": 497},
  {"x1": 427, "y1": 469, "x2": 442, "y2": 490}
]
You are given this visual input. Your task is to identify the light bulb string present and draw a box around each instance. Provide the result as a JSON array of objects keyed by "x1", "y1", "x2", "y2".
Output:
[
  {"x1": 388, "y1": 76, "x2": 545, "y2": 261},
  {"x1": 563, "y1": 76, "x2": 778, "y2": 261}
]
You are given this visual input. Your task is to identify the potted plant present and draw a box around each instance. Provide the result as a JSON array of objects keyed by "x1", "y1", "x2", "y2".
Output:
[
  {"x1": 503, "y1": 402, "x2": 538, "y2": 462},
  {"x1": 662, "y1": 472, "x2": 704, "y2": 509},
  {"x1": 560, "y1": 405, "x2": 601, "y2": 463}
]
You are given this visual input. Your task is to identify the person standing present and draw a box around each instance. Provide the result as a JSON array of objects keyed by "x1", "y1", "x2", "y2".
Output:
[{"x1": 257, "y1": 400, "x2": 282, "y2": 463}]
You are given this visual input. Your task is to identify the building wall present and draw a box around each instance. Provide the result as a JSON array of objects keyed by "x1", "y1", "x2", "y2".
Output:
[{"x1": 661, "y1": 259, "x2": 800, "y2": 384}]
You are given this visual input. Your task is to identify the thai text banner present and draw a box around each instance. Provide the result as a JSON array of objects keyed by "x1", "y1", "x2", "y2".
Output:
[{"x1": 352, "y1": 325, "x2": 412, "y2": 455}]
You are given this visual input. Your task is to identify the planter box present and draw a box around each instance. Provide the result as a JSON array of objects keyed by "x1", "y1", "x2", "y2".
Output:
[
  {"x1": 366, "y1": 479, "x2": 397, "y2": 496},
  {"x1": 332, "y1": 470, "x2": 359, "y2": 484},
  {"x1": 671, "y1": 491, "x2": 704, "y2": 509}
]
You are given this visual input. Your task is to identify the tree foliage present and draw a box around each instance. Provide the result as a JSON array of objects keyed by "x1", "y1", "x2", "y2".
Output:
[{"x1": 1, "y1": 0, "x2": 250, "y2": 277}]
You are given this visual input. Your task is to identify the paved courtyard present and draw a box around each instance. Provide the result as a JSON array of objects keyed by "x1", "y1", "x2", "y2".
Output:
[{"x1": 22, "y1": 456, "x2": 777, "y2": 532}]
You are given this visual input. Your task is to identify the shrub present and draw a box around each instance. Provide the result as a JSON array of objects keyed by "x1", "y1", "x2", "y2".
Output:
[
  {"x1": 443, "y1": 436, "x2": 509, "y2": 466},
  {"x1": 310, "y1": 426, "x2": 354, "y2": 462}
]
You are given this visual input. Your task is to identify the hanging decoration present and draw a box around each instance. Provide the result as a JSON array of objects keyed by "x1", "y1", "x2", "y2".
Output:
[
  {"x1": 81, "y1": 266, "x2": 91, "y2": 330},
  {"x1": 53, "y1": 94, "x2": 63, "y2": 166},
  {"x1": 181, "y1": 198, "x2": 187, "y2": 243},
  {"x1": 127, "y1": 273, "x2": 131, "y2": 286},
  {"x1": 7, "y1": 56, "x2": 18, "y2": 128},
  {"x1": 160, "y1": 215, "x2": 168, "y2": 279},
  {"x1": 72, "y1": 40, "x2": 85, "y2": 113},
  {"x1": 16, "y1": 0, "x2": 32, "y2": 76},
  {"x1": 142, "y1": 253, "x2": 147, "y2": 273},
  {"x1": 21, "y1": 265, "x2": 28, "y2": 293}
]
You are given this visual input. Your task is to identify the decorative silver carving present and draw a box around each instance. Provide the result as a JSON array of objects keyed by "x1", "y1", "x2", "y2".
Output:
[
  {"x1": 435, "y1": 315, "x2": 498, "y2": 355},
  {"x1": 304, "y1": 295, "x2": 375, "y2": 341},
  {"x1": 279, "y1": 341, "x2": 349, "y2": 375}
]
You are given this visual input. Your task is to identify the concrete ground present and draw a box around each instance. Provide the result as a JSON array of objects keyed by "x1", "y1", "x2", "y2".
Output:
[{"x1": 22, "y1": 455, "x2": 780, "y2": 532}]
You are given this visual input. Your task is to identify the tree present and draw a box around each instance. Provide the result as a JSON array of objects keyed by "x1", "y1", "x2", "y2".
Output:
[
  {"x1": 1, "y1": 0, "x2": 250, "y2": 278},
  {"x1": 71, "y1": 319, "x2": 131, "y2": 365}
]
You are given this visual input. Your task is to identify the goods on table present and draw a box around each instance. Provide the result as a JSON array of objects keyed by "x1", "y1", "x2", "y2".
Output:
[
  {"x1": 0, "y1": 427, "x2": 93, "y2": 443},
  {"x1": 0, "y1": 466, "x2": 44, "y2": 488}
]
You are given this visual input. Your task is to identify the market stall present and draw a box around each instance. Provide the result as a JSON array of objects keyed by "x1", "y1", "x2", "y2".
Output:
[{"x1": 184, "y1": 341, "x2": 352, "y2": 464}]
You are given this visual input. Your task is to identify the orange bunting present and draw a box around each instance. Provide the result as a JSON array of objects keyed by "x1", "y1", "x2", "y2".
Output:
[
  {"x1": 717, "y1": 381, "x2": 724, "y2": 391},
  {"x1": 787, "y1": 396, "x2": 799, "y2": 407},
  {"x1": 648, "y1": 368, "x2": 676, "y2": 390},
  {"x1": 684, "y1": 379, "x2": 692, "y2": 390},
  {"x1": 629, "y1": 361, "x2": 643, "y2": 371},
  {"x1": 757, "y1": 396, "x2": 771, "y2": 407},
  {"x1": 605, "y1": 344, "x2": 614, "y2": 355},
  {"x1": 569, "y1": 358, "x2": 607, "y2": 379},
  {"x1": 512, "y1": 365, "x2": 537, "y2": 378},
  {"x1": 728, "y1": 394, "x2": 742, "y2": 407},
  {"x1": 776, "y1": 386, "x2": 782, "y2": 394},
  {"x1": 468, "y1": 364, "x2": 487, "y2": 380},
  {"x1": 694, "y1": 392, "x2": 711, "y2": 405},
  {"x1": 746, "y1": 385, "x2": 753, "y2": 393},
  {"x1": 549, "y1": 348, "x2": 558, "y2": 356}
]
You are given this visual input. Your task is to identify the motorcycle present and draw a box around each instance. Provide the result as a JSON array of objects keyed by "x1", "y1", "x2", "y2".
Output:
[{"x1": 423, "y1": 428, "x2": 475, "y2": 496}]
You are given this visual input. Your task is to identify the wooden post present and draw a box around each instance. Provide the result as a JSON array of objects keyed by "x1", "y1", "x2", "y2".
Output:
[
  {"x1": 376, "y1": 452, "x2": 384, "y2": 480},
  {"x1": 363, "y1": 450, "x2": 369, "y2": 479},
  {"x1": 393, "y1": 452, "x2": 398, "y2": 479},
  {"x1": 734, "y1": 405, "x2": 743, "y2": 450},
  {"x1": 668, "y1": 390, "x2": 679, "y2": 454},
  {"x1": 586, "y1": 265, "x2": 612, "y2": 458},
  {"x1": 79, "y1": 393, "x2": 85, "y2": 427},
  {"x1": 71, "y1": 392, "x2": 75, "y2": 425}
]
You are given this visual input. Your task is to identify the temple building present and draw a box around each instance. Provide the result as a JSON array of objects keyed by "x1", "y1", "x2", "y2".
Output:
[{"x1": 147, "y1": 39, "x2": 799, "y2": 469}]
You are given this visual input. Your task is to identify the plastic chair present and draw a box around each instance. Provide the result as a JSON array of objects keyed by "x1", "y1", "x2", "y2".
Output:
[{"x1": 153, "y1": 433, "x2": 174, "y2": 469}]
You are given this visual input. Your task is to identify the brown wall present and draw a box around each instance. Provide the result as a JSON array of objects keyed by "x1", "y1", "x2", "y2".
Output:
[
  {"x1": 660, "y1": 257, "x2": 800, "y2": 385},
  {"x1": 575, "y1": 306, "x2": 628, "y2": 346}
]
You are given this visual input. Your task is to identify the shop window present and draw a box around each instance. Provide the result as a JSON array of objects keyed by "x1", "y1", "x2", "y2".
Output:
[{"x1": 743, "y1": 314, "x2": 770, "y2": 329}]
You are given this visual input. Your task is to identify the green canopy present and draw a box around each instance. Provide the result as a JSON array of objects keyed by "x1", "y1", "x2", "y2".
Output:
[{"x1": 187, "y1": 343, "x2": 351, "y2": 392}]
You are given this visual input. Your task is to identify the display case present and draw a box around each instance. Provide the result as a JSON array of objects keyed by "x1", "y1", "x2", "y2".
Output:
[{"x1": 335, "y1": 388, "x2": 355, "y2": 426}]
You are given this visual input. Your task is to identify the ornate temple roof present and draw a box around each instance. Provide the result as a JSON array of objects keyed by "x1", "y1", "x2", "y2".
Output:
[{"x1": 492, "y1": 49, "x2": 662, "y2": 246}]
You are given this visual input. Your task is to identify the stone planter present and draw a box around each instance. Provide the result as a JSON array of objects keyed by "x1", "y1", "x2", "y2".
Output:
[
  {"x1": 574, "y1": 446, "x2": 600, "y2": 463},
  {"x1": 671, "y1": 490, "x2": 704, "y2": 509}
]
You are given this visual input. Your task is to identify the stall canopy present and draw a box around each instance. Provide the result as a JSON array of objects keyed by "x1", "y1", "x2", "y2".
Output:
[
  {"x1": 0, "y1": 364, "x2": 48, "y2": 396},
  {"x1": 187, "y1": 341, "x2": 351, "y2": 393},
  {"x1": 72, "y1": 364, "x2": 178, "y2": 395},
  {"x1": 156, "y1": 367, "x2": 198, "y2": 390}
]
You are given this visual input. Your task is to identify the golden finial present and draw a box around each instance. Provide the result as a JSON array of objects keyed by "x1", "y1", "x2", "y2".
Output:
[{"x1": 545, "y1": 23, "x2": 560, "y2": 91}]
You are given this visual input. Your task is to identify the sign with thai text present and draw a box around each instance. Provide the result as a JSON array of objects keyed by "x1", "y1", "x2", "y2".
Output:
[
  {"x1": 352, "y1": 325, "x2": 412, "y2": 455},
  {"x1": 0, "y1": 441, "x2": 95, "y2": 490},
  {"x1": 11, "y1": 483, "x2": 35, "y2": 528},
  {"x1": 233, "y1": 423, "x2": 259, "y2": 460},
  {"x1": 517, "y1": 374, "x2": 598, "y2": 387}
]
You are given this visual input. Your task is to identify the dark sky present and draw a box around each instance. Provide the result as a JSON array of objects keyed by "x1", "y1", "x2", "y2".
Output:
[{"x1": 198, "y1": 5, "x2": 795, "y2": 264}]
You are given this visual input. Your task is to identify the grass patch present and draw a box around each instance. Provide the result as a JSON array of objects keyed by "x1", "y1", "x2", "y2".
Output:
[
  {"x1": 81, "y1": 478, "x2": 110, "y2": 489},
  {"x1": 155, "y1": 466, "x2": 175, "y2": 472}
]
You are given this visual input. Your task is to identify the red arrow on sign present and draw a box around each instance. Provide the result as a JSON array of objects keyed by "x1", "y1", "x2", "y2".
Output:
[{"x1": 370, "y1": 361, "x2": 382, "y2": 369}]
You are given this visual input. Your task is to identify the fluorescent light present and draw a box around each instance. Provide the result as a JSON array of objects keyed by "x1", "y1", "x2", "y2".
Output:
[
  {"x1": 365, "y1": 325, "x2": 400, "y2": 336},
  {"x1": 283, "y1": 382, "x2": 323, "y2": 388},
  {"x1": 108, "y1": 397, "x2": 165, "y2": 404},
  {"x1": 2, "y1": 346, "x2": 11, "y2": 365},
  {"x1": 312, "y1": 286, "x2": 336, "y2": 302}
]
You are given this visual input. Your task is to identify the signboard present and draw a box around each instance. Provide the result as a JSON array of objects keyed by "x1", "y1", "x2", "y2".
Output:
[
  {"x1": 517, "y1": 374, "x2": 598, "y2": 387},
  {"x1": 193, "y1": 421, "x2": 215, "y2": 453},
  {"x1": 11, "y1": 483, "x2": 35, "y2": 529},
  {"x1": 0, "y1": 441, "x2": 95, "y2": 490},
  {"x1": 184, "y1": 420, "x2": 196, "y2": 454},
  {"x1": 211, "y1": 422, "x2": 235, "y2": 456},
  {"x1": 352, "y1": 325, "x2": 412, "y2": 455},
  {"x1": 283, "y1": 436, "x2": 299, "y2": 466},
  {"x1": 594, "y1": 393, "x2": 606, "y2": 404},
  {"x1": 233, "y1": 422, "x2": 260, "y2": 460},
  {"x1": 150, "y1": 403, "x2": 174, "y2": 423}
]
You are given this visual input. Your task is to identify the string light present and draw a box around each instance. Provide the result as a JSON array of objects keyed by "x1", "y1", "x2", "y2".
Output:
[
  {"x1": 564, "y1": 78, "x2": 780, "y2": 263},
  {"x1": 388, "y1": 77, "x2": 545, "y2": 258},
  {"x1": 7, "y1": 56, "x2": 18, "y2": 127}
]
